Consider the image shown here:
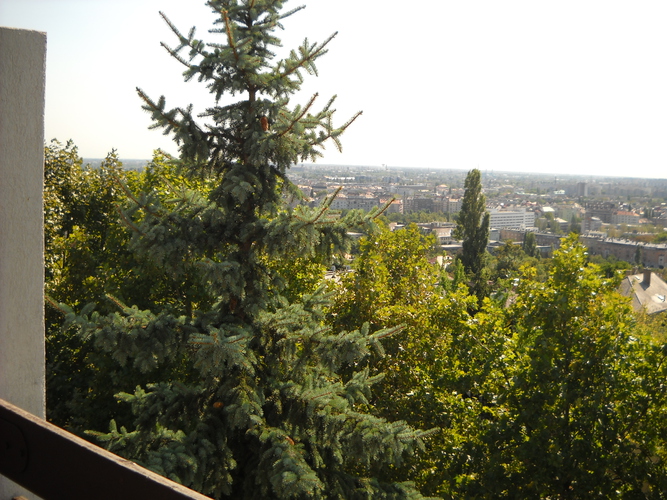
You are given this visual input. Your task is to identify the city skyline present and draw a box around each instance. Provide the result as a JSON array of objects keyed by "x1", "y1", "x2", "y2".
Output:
[{"x1": 3, "y1": 0, "x2": 667, "y2": 179}]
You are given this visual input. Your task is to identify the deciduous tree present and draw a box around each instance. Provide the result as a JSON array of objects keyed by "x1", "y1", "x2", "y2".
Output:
[
  {"x1": 45, "y1": 144, "x2": 217, "y2": 434},
  {"x1": 327, "y1": 224, "x2": 475, "y2": 496},
  {"x1": 452, "y1": 235, "x2": 667, "y2": 498}
]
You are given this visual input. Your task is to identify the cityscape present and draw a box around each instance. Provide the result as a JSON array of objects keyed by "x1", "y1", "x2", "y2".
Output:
[
  {"x1": 291, "y1": 163, "x2": 667, "y2": 267},
  {"x1": 96, "y1": 159, "x2": 667, "y2": 269}
]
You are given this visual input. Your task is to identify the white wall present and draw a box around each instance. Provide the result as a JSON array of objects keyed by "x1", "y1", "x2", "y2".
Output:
[{"x1": 0, "y1": 26, "x2": 46, "y2": 500}]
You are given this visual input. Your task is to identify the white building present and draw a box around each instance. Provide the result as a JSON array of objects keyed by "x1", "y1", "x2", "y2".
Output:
[
  {"x1": 431, "y1": 226, "x2": 455, "y2": 244},
  {"x1": 488, "y1": 207, "x2": 535, "y2": 230},
  {"x1": 612, "y1": 210, "x2": 640, "y2": 225}
]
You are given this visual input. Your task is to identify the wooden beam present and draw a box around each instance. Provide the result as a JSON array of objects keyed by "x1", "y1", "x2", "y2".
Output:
[{"x1": 0, "y1": 398, "x2": 212, "y2": 500}]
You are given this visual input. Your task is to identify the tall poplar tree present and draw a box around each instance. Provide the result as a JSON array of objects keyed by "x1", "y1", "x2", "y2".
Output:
[
  {"x1": 521, "y1": 230, "x2": 538, "y2": 258},
  {"x1": 62, "y1": 1, "x2": 433, "y2": 498},
  {"x1": 454, "y1": 168, "x2": 490, "y2": 300}
]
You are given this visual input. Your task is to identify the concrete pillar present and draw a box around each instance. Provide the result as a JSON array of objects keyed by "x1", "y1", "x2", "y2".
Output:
[{"x1": 0, "y1": 26, "x2": 46, "y2": 500}]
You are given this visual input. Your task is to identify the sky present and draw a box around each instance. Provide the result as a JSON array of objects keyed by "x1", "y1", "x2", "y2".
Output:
[{"x1": 3, "y1": 0, "x2": 667, "y2": 179}]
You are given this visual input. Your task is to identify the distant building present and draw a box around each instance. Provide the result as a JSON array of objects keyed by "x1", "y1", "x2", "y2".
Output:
[
  {"x1": 404, "y1": 195, "x2": 460, "y2": 214},
  {"x1": 447, "y1": 198, "x2": 461, "y2": 213},
  {"x1": 324, "y1": 176, "x2": 355, "y2": 184},
  {"x1": 380, "y1": 198, "x2": 402, "y2": 214},
  {"x1": 330, "y1": 195, "x2": 381, "y2": 211},
  {"x1": 582, "y1": 216, "x2": 602, "y2": 232},
  {"x1": 431, "y1": 226, "x2": 455, "y2": 245},
  {"x1": 580, "y1": 235, "x2": 667, "y2": 268},
  {"x1": 576, "y1": 182, "x2": 588, "y2": 197},
  {"x1": 498, "y1": 228, "x2": 525, "y2": 243},
  {"x1": 612, "y1": 210, "x2": 640, "y2": 225},
  {"x1": 432, "y1": 196, "x2": 461, "y2": 214},
  {"x1": 584, "y1": 201, "x2": 616, "y2": 224},
  {"x1": 540, "y1": 206, "x2": 556, "y2": 217},
  {"x1": 488, "y1": 207, "x2": 535, "y2": 230},
  {"x1": 390, "y1": 185, "x2": 427, "y2": 197},
  {"x1": 554, "y1": 203, "x2": 584, "y2": 222},
  {"x1": 619, "y1": 270, "x2": 667, "y2": 315},
  {"x1": 404, "y1": 197, "x2": 434, "y2": 213},
  {"x1": 554, "y1": 217, "x2": 569, "y2": 232}
]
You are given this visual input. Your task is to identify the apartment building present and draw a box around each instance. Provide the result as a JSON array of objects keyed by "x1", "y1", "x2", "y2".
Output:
[
  {"x1": 488, "y1": 207, "x2": 536, "y2": 230},
  {"x1": 580, "y1": 235, "x2": 667, "y2": 268},
  {"x1": 330, "y1": 195, "x2": 381, "y2": 211},
  {"x1": 584, "y1": 201, "x2": 616, "y2": 224},
  {"x1": 612, "y1": 210, "x2": 641, "y2": 225},
  {"x1": 404, "y1": 196, "x2": 434, "y2": 213},
  {"x1": 582, "y1": 217, "x2": 603, "y2": 232},
  {"x1": 404, "y1": 195, "x2": 461, "y2": 214}
]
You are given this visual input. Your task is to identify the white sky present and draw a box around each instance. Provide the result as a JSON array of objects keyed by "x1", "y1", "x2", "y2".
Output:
[{"x1": 3, "y1": 0, "x2": 667, "y2": 178}]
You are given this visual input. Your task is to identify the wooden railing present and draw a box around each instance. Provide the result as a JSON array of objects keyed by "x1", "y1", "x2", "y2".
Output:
[{"x1": 0, "y1": 398, "x2": 212, "y2": 500}]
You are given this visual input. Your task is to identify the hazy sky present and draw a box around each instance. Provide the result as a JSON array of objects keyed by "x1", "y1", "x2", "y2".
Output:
[{"x1": 3, "y1": 1, "x2": 667, "y2": 178}]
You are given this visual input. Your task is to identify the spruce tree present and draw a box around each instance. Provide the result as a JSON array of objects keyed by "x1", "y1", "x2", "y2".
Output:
[
  {"x1": 61, "y1": 1, "x2": 433, "y2": 498},
  {"x1": 454, "y1": 169, "x2": 490, "y2": 300}
]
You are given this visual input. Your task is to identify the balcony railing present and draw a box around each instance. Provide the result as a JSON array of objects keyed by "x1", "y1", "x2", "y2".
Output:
[{"x1": 0, "y1": 398, "x2": 212, "y2": 500}]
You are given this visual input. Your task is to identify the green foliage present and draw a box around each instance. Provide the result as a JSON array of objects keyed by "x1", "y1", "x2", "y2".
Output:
[
  {"x1": 522, "y1": 231, "x2": 539, "y2": 258},
  {"x1": 328, "y1": 224, "x2": 438, "y2": 331},
  {"x1": 635, "y1": 245, "x2": 644, "y2": 265},
  {"x1": 326, "y1": 226, "x2": 444, "y2": 490},
  {"x1": 569, "y1": 213, "x2": 582, "y2": 234},
  {"x1": 45, "y1": 140, "x2": 138, "y2": 432},
  {"x1": 266, "y1": 253, "x2": 328, "y2": 303},
  {"x1": 45, "y1": 140, "x2": 130, "y2": 296},
  {"x1": 57, "y1": 2, "x2": 432, "y2": 498},
  {"x1": 44, "y1": 143, "x2": 216, "y2": 434},
  {"x1": 492, "y1": 241, "x2": 525, "y2": 280},
  {"x1": 440, "y1": 257, "x2": 466, "y2": 293},
  {"x1": 446, "y1": 235, "x2": 667, "y2": 498},
  {"x1": 589, "y1": 253, "x2": 632, "y2": 279},
  {"x1": 636, "y1": 310, "x2": 667, "y2": 343},
  {"x1": 454, "y1": 169, "x2": 489, "y2": 276},
  {"x1": 329, "y1": 230, "x2": 667, "y2": 497},
  {"x1": 549, "y1": 217, "x2": 564, "y2": 234}
]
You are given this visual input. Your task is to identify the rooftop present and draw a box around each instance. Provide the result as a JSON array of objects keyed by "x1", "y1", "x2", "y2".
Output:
[{"x1": 619, "y1": 271, "x2": 667, "y2": 315}]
